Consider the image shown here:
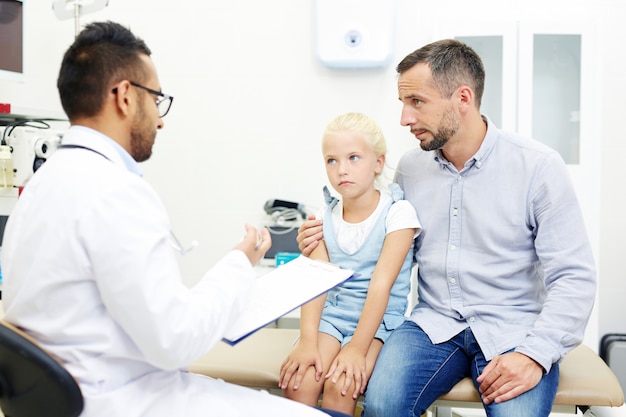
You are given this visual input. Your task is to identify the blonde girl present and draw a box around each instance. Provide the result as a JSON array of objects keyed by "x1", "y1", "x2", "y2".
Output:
[{"x1": 279, "y1": 113, "x2": 421, "y2": 415}]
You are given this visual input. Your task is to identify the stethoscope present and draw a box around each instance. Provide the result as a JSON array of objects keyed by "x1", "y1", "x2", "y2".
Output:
[{"x1": 169, "y1": 230, "x2": 198, "y2": 256}]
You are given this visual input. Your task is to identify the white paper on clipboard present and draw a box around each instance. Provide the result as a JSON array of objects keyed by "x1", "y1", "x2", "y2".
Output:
[{"x1": 222, "y1": 255, "x2": 354, "y2": 345}]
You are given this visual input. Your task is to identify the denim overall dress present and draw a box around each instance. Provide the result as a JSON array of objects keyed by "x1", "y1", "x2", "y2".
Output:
[{"x1": 318, "y1": 184, "x2": 414, "y2": 345}]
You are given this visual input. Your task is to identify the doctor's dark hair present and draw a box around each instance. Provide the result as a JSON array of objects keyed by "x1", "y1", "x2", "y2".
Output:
[
  {"x1": 396, "y1": 39, "x2": 485, "y2": 109},
  {"x1": 57, "y1": 21, "x2": 152, "y2": 119}
]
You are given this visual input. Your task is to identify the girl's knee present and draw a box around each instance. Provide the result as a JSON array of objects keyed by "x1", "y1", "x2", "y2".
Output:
[
  {"x1": 322, "y1": 380, "x2": 359, "y2": 412},
  {"x1": 283, "y1": 383, "x2": 323, "y2": 407}
]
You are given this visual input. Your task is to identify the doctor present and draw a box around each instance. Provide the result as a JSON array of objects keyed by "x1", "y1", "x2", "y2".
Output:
[{"x1": 1, "y1": 21, "x2": 342, "y2": 417}]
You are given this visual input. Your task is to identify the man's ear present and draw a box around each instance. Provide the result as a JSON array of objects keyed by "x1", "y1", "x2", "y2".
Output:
[
  {"x1": 112, "y1": 80, "x2": 133, "y2": 117},
  {"x1": 457, "y1": 85, "x2": 475, "y2": 112}
]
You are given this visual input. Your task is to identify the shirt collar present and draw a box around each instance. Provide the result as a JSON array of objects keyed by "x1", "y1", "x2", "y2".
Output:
[
  {"x1": 471, "y1": 115, "x2": 497, "y2": 169},
  {"x1": 433, "y1": 115, "x2": 497, "y2": 171},
  {"x1": 70, "y1": 126, "x2": 143, "y2": 176}
]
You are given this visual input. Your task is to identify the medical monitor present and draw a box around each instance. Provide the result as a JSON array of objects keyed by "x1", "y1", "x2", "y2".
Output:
[{"x1": 0, "y1": 0, "x2": 23, "y2": 82}]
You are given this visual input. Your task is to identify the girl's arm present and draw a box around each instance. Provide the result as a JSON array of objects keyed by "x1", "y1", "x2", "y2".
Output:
[
  {"x1": 279, "y1": 240, "x2": 329, "y2": 389},
  {"x1": 326, "y1": 227, "x2": 416, "y2": 398}
]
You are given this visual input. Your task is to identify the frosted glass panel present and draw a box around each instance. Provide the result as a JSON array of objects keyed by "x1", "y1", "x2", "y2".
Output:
[
  {"x1": 456, "y1": 36, "x2": 503, "y2": 128},
  {"x1": 532, "y1": 34, "x2": 581, "y2": 164}
]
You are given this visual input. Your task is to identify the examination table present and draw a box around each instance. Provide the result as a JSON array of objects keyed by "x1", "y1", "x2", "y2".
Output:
[{"x1": 189, "y1": 328, "x2": 624, "y2": 417}]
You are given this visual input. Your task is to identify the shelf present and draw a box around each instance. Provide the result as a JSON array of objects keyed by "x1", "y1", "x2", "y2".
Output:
[{"x1": 0, "y1": 103, "x2": 67, "y2": 124}]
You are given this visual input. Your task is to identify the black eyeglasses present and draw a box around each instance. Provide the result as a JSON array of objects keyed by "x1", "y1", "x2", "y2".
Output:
[{"x1": 129, "y1": 81, "x2": 174, "y2": 118}]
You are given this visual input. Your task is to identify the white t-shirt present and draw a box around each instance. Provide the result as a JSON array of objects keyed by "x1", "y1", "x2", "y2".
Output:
[{"x1": 318, "y1": 191, "x2": 421, "y2": 255}]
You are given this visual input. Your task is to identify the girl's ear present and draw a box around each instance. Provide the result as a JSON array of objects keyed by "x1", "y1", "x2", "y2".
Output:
[{"x1": 375, "y1": 154, "x2": 385, "y2": 174}]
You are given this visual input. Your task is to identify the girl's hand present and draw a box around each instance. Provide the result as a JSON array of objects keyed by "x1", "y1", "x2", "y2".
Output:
[
  {"x1": 325, "y1": 344, "x2": 368, "y2": 399},
  {"x1": 279, "y1": 341, "x2": 323, "y2": 390}
]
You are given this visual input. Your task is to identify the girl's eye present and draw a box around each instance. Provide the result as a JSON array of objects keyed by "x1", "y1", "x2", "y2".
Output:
[
  {"x1": 327, "y1": 158, "x2": 336, "y2": 165},
  {"x1": 349, "y1": 155, "x2": 360, "y2": 162}
]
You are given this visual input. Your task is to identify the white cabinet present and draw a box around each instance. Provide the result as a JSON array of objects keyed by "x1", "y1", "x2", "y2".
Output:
[{"x1": 436, "y1": 21, "x2": 596, "y2": 165}]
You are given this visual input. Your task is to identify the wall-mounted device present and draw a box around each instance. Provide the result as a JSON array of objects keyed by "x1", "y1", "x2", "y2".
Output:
[{"x1": 314, "y1": 0, "x2": 397, "y2": 69}]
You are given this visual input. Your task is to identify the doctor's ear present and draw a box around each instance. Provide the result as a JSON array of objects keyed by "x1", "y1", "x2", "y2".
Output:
[{"x1": 110, "y1": 81, "x2": 133, "y2": 116}]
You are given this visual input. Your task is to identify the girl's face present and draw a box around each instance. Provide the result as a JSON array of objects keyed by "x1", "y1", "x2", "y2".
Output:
[{"x1": 322, "y1": 130, "x2": 384, "y2": 200}]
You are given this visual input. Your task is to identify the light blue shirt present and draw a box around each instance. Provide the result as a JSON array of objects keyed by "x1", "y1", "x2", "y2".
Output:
[{"x1": 397, "y1": 116, "x2": 596, "y2": 372}]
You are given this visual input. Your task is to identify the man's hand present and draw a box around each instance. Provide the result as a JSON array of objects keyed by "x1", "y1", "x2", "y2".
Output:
[
  {"x1": 476, "y1": 352, "x2": 544, "y2": 404},
  {"x1": 296, "y1": 215, "x2": 324, "y2": 256},
  {"x1": 234, "y1": 224, "x2": 271, "y2": 266}
]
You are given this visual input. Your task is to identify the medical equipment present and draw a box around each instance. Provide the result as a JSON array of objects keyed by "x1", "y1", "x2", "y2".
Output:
[
  {"x1": 169, "y1": 230, "x2": 198, "y2": 256},
  {"x1": 601, "y1": 334, "x2": 626, "y2": 394},
  {"x1": 0, "y1": 145, "x2": 13, "y2": 189},
  {"x1": 0, "y1": 0, "x2": 24, "y2": 82},
  {"x1": 52, "y1": 0, "x2": 109, "y2": 37},
  {"x1": 262, "y1": 198, "x2": 305, "y2": 259},
  {"x1": 0, "y1": 122, "x2": 63, "y2": 189},
  {"x1": 263, "y1": 198, "x2": 307, "y2": 220}
]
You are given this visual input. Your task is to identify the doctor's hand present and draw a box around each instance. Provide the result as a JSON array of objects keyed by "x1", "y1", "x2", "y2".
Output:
[
  {"x1": 297, "y1": 215, "x2": 324, "y2": 257},
  {"x1": 477, "y1": 351, "x2": 544, "y2": 405},
  {"x1": 235, "y1": 224, "x2": 271, "y2": 266}
]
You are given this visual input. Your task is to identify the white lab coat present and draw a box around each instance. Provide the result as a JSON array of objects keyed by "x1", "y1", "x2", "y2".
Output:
[{"x1": 1, "y1": 126, "x2": 326, "y2": 417}]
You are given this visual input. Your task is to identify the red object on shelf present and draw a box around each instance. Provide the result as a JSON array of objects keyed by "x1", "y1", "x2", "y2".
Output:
[{"x1": 0, "y1": 103, "x2": 11, "y2": 114}]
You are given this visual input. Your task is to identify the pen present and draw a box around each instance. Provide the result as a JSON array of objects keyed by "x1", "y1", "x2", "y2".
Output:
[{"x1": 255, "y1": 231, "x2": 263, "y2": 249}]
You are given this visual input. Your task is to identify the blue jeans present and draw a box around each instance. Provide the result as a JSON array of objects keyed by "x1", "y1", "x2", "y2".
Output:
[
  {"x1": 318, "y1": 407, "x2": 353, "y2": 417},
  {"x1": 363, "y1": 321, "x2": 559, "y2": 417}
]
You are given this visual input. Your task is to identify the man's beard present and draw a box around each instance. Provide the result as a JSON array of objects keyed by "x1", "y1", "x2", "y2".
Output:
[
  {"x1": 130, "y1": 103, "x2": 156, "y2": 163},
  {"x1": 420, "y1": 107, "x2": 459, "y2": 152}
]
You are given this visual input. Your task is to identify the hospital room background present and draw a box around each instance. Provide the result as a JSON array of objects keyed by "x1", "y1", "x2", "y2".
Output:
[{"x1": 0, "y1": 0, "x2": 625, "y2": 415}]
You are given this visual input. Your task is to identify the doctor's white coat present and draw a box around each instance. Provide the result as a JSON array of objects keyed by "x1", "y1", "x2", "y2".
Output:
[{"x1": 1, "y1": 126, "x2": 326, "y2": 417}]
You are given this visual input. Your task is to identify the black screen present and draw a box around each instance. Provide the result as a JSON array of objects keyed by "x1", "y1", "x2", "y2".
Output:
[{"x1": 0, "y1": 0, "x2": 23, "y2": 75}]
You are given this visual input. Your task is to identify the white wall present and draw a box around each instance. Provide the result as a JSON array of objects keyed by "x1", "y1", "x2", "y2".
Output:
[{"x1": 2, "y1": 0, "x2": 625, "y2": 354}]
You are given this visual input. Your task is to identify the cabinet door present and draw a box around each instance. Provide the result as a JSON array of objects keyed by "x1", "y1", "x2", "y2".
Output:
[
  {"x1": 517, "y1": 22, "x2": 591, "y2": 165},
  {"x1": 517, "y1": 23, "x2": 600, "y2": 251},
  {"x1": 435, "y1": 22, "x2": 518, "y2": 131}
]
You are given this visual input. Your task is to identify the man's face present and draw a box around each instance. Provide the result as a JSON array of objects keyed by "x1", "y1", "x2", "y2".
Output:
[
  {"x1": 129, "y1": 56, "x2": 163, "y2": 162},
  {"x1": 397, "y1": 63, "x2": 460, "y2": 151},
  {"x1": 129, "y1": 97, "x2": 157, "y2": 162}
]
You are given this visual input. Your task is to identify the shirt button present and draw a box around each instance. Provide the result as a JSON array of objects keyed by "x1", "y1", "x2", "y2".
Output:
[
  {"x1": 452, "y1": 209, "x2": 458, "y2": 216},
  {"x1": 450, "y1": 278, "x2": 456, "y2": 284},
  {"x1": 469, "y1": 317, "x2": 475, "y2": 322},
  {"x1": 450, "y1": 245, "x2": 457, "y2": 251}
]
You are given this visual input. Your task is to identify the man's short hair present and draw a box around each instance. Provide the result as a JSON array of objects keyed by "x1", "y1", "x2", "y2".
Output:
[
  {"x1": 397, "y1": 39, "x2": 485, "y2": 108},
  {"x1": 57, "y1": 21, "x2": 152, "y2": 119}
]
